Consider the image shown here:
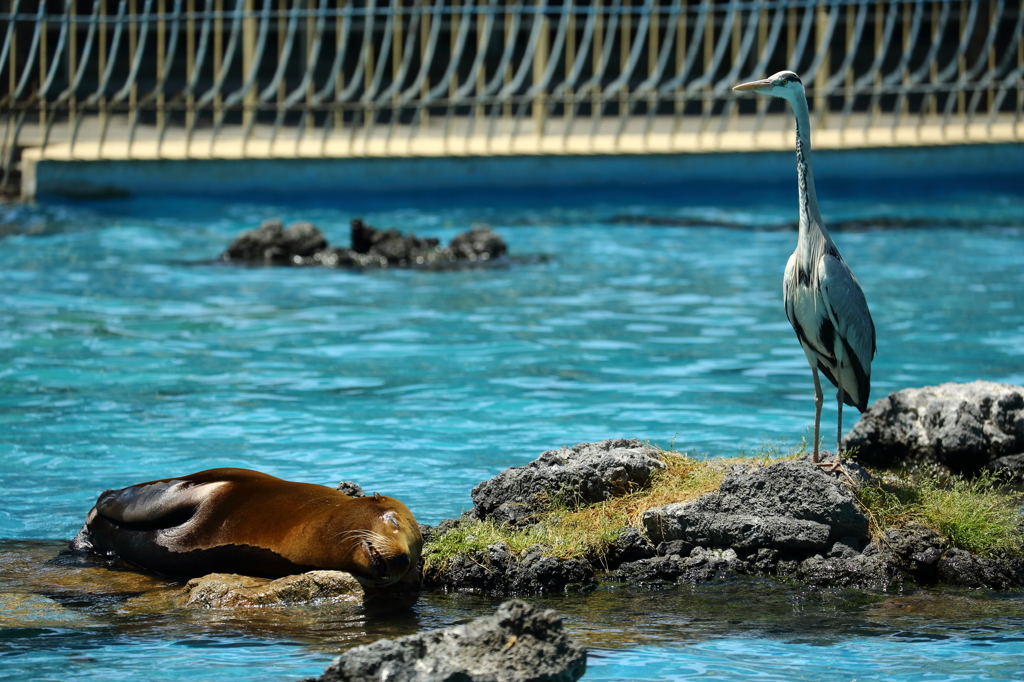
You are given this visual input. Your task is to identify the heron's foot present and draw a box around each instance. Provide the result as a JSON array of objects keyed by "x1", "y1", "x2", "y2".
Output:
[{"x1": 814, "y1": 455, "x2": 858, "y2": 487}]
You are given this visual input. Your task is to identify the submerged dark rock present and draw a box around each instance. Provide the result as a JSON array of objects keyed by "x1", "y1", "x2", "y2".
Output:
[
  {"x1": 843, "y1": 381, "x2": 1024, "y2": 476},
  {"x1": 222, "y1": 218, "x2": 509, "y2": 269},
  {"x1": 471, "y1": 438, "x2": 665, "y2": 526},
  {"x1": 307, "y1": 599, "x2": 587, "y2": 682}
]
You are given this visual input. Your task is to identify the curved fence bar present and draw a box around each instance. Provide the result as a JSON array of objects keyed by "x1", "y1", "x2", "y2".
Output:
[{"x1": 2, "y1": 0, "x2": 1022, "y2": 192}]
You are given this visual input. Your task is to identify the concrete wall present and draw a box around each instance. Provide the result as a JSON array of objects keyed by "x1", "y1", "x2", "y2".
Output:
[{"x1": 23, "y1": 143, "x2": 1024, "y2": 201}]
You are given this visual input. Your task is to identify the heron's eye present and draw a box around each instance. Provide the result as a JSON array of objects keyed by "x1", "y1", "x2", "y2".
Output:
[{"x1": 778, "y1": 79, "x2": 789, "y2": 86}]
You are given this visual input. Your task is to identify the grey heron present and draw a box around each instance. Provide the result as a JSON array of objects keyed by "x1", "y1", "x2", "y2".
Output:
[{"x1": 733, "y1": 70, "x2": 876, "y2": 474}]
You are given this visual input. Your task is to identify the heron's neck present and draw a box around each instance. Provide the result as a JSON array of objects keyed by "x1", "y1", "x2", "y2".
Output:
[{"x1": 791, "y1": 95, "x2": 829, "y2": 249}]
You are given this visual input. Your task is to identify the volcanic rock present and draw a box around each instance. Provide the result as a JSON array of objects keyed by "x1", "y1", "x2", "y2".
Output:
[
  {"x1": 843, "y1": 381, "x2": 1024, "y2": 475},
  {"x1": 610, "y1": 546, "x2": 741, "y2": 587},
  {"x1": 307, "y1": 599, "x2": 587, "y2": 682},
  {"x1": 422, "y1": 542, "x2": 596, "y2": 595},
  {"x1": 221, "y1": 218, "x2": 509, "y2": 269},
  {"x1": 936, "y1": 549, "x2": 1024, "y2": 590},
  {"x1": 221, "y1": 219, "x2": 328, "y2": 263},
  {"x1": 642, "y1": 459, "x2": 869, "y2": 554},
  {"x1": 471, "y1": 438, "x2": 665, "y2": 526}
]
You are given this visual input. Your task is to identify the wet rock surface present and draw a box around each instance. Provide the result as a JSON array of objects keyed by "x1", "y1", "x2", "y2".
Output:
[
  {"x1": 843, "y1": 381, "x2": 1024, "y2": 476},
  {"x1": 471, "y1": 438, "x2": 665, "y2": 526},
  {"x1": 937, "y1": 549, "x2": 1024, "y2": 590},
  {"x1": 306, "y1": 599, "x2": 587, "y2": 682},
  {"x1": 221, "y1": 218, "x2": 510, "y2": 269},
  {"x1": 610, "y1": 547, "x2": 741, "y2": 588},
  {"x1": 183, "y1": 571, "x2": 364, "y2": 608}
]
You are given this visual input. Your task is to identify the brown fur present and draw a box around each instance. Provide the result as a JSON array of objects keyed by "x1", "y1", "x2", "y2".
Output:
[{"x1": 81, "y1": 468, "x2": 423, "y2": 582}]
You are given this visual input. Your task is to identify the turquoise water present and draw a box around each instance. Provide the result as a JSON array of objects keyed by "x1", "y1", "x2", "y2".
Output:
[{"x1": 2, "y1": 185, "x2": 1024, "y2": 680}]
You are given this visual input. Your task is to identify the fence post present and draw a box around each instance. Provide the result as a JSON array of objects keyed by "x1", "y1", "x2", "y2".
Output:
[
  {"x1": 243, "y1": 0, "x2": 256, "y2": 128},
  {"x1": 533, "y1": 0, "x2": 548, "y2": 135}
]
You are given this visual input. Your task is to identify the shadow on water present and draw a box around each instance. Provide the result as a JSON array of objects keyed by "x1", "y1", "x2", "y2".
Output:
[{"x1": 4, "y1": 539, "x2": 1024, "y2": 664}]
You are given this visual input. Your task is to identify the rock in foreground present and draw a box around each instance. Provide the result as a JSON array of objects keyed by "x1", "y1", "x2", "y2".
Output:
[
  {"x1": 307, "y1": 600, "x2": 586, "y2": 682},
  {"x1": 221, "y1": 218, "x2": 508, "y2": 269},
  {"x1": 843, "y1": 381, "x2": 1024, "y2": 476}
]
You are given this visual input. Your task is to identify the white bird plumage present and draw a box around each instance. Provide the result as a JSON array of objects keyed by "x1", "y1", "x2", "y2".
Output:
[{"x1": 733, "y1": 70, "x2": 876, "y2": 474}]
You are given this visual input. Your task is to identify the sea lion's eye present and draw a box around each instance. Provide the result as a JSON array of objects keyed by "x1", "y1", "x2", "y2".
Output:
[{"x1": 383, "y1": 511, "x2": 400, "y2": 530}]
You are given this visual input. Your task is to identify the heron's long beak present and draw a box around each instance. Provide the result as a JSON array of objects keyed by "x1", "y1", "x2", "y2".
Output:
[{"x1": 732, "y1": 78, "x2": 772, "y2": 93}]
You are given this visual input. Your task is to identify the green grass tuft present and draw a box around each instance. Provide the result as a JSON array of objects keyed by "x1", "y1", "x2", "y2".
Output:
[{"x1": 855, "y1": 470, "x2": 1024, "y2": 558}]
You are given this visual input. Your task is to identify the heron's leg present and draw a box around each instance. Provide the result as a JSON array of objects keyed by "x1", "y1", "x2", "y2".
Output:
[
  {"x1": 836, "y1": 384, "x2": 845, "y2": 456},
  {"x1": 811, "y1": 366, "x2": 823, "y2": 464},
  {"x1": 821, "y1": 382, "x2": 856, "y2": 485}
]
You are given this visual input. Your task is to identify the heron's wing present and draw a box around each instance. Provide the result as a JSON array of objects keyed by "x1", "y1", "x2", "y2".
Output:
[
  {"x1": 820, "y1": 255, "x2": 876, "y2": 408},
  {"x1": 94, "y1": 477, "x2": 218, "y2": 530},
  {"x1": 782, "y1": 252, "x2": 798, "y2": 329}
]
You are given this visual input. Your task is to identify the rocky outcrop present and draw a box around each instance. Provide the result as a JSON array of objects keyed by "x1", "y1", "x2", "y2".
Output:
[
  {"x1": 221, "y1": 219, "x2": 328, "y2": 263},
  {"x1": 642, "y1": 459, "x2": 870, "y2": 553},
  {"x1": 843, "y1": 381, "x2": 1024, "y2": 476},
  {"x1": 221, "y1": 218, "x2": 508, "y2": 269},
  {"x1": 426, "y1": 427, "x2": 1023, "y2": 595},
  {"x1": 471, "y1": 438, "x2": 665, "y2": 526},
  {"x1": 183, "y1": 571, "x2": 363, "y2": 607},
  {"x1": 306, "y1": 600, "x2": 586, "y2": 682}
]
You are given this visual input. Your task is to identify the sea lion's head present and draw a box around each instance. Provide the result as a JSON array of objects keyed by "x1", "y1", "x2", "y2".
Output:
[{"x1": 343, "y1": 493, "x2": 423, "y2": 586}]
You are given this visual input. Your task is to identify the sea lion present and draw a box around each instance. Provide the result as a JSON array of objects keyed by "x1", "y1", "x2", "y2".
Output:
[{"x1": 71, "y1": 468, "x2": 423, "y2": 584}]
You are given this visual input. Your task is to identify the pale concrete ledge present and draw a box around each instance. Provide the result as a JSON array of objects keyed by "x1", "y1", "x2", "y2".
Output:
[{"x1": 16, "y1": 114, "x2": 1024, "y2": 199}]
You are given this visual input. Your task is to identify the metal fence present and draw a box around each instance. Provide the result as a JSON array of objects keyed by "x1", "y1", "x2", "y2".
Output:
[{"x1": 2, "y1": 0, "x2": 1023, "y2": 188}]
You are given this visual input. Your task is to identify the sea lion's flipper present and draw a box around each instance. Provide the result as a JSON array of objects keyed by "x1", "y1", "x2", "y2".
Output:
[{"x1": 94, "y1": 478, "x2": 220, "y2": 531}]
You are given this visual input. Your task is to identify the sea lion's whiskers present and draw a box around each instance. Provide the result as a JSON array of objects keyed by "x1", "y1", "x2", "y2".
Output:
[{"x1": 333, "y1": 528, "x2": 399, "y2": 556}]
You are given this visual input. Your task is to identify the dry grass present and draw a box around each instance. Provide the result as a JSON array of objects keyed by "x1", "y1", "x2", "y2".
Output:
[{"x1": 424, "y1": 443, "x2": 802, "y2": 569}]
